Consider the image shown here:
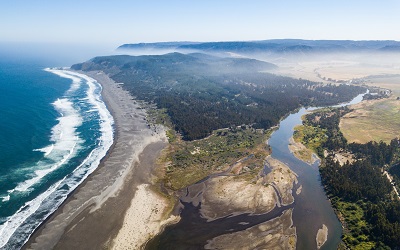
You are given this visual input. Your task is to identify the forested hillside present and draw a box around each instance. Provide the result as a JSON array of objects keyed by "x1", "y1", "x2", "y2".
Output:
[{"x1": 72, "y1": 52, "x2": 365, "y2": 140}]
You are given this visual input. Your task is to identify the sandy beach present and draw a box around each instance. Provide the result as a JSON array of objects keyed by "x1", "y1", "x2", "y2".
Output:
[{"x1": 24, "y1": 71, "x2": 174, "y2": 249}]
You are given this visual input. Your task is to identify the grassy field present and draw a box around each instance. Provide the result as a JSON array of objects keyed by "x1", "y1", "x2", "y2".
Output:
[
  {"x1": 340, "y1": 97, "x2": 400, "y2": 143},
  {"x1": 367, "y1": 76, "x2": 400, "y2": 96},
  {"x1": 334, "y1": 73, "x2": 400, "y2": 144}
]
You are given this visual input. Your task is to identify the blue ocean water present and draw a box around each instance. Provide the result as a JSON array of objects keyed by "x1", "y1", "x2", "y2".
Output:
[{"x1": 0, "y1": 60, "x2": 114, "y2": 249}]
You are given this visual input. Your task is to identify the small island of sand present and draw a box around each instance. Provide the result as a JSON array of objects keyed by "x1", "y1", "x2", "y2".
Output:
[{"x1": 316, "y1": 224, "x2": 328, "y2": 249}]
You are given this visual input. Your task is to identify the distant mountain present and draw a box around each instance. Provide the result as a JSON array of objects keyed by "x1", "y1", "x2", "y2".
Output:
[
  {"x1": 118, "y1": 41, "x2": 200, "y2": 50},
  {"x1": 379, "y1": 45, "x2": 400, "y2": 52},
  {"x1": 72, "y1": 52, "x2": 278, "y2": 74},
  {"x1": 117, "y1": 39, "x2": 400, "y2": 54}
]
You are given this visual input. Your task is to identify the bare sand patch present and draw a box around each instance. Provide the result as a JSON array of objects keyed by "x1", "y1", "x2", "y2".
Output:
[
  {"x1": 264, "y1": 156, "x2": 298, "y2": 205},
  {"x1": 199, "y1": 155, "x2": 297, "y2": 220},
  {"x1": 316, "y1": 224, "x2": 328, "y2": 249},
  {"x1": 111, "y1": 184, "x2": 179, "y2": 250},
  {"x1": 333, "y1": 151, "x2": 354, "y2": 166},
  {"x1": 200, "y1": 176, "x2": 278, "y2": 219}
]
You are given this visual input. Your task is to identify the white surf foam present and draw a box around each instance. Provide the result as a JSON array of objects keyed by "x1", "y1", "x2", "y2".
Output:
[
  {"x1": 1, "y1": 195, "x2": 10, "y2": 202},
  {"x1": 13, "y1": 98, "x2": 82, "y2": 193},
  {"x1": 44, "y1": 68, "x2": 81, "y2": 93},
  {"x1": 0, "y1": 179, "x2": 64, "y2": 248},
  {"x1": 33, "y1": 144, "x2": 54, "y2": 157},
  {"x1": 62, "y1": 69, "x2": 114, "y2": 174},
  {"x1": 1, "y1": 189, "x2": 15, "y2": 203},
  {"x1": 0, "y1": 69, "x2": 114, "y2": 249}
]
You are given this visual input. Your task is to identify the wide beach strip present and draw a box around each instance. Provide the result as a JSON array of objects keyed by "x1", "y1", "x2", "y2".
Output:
[{"x1": 24, "y1": 71, "x2": 172, "y2": 249}]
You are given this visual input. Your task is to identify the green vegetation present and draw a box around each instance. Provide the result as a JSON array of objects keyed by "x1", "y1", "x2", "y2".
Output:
[
  {"x1": 333, "y1": 200, "x2": 375, "y2": 249},
  {"x1": 303, "y1": 107, "x2": 351, "y2": 153},
  {"x1": 146, "y1": 107, "x2": 172, "y2": 127},
  {"x1": 293, "y1": 123, "x2": 327, "y2": 156},
  {"x1": 161, "y1": 127, "x2": 270, "y2": 190},
  {"x1": 73, "y1": 52, "x2": 365, "y2": 140},
  {"x1": 389, "y1": 163, "x2": 400, "y2": 193},
  {"x1": 296, "y1": 107, "x2": 400, "y2": 249},
  {"x1": 323, "y1": 158, "x2": 392, "y2": 202}
]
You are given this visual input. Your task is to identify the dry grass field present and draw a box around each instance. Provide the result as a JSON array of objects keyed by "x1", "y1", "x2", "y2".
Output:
[
  {"x1": 340, "y1": 97, "x2": 400, "y2": 143},
  {"x1": 269, "y1": 54, "x2": 400, "y2": 144}
]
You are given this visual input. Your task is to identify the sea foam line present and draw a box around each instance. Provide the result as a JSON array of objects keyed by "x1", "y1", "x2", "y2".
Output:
[
  {"x1": 33, "y1": 144, "x2": 54, "y2": 157},
  {"x1": 0, "y1": 179, "x2": 64, "y2": 248},
  {"x1": 44, "y1": 68, "x2": 81, "y2": 93},
  {"x1": 14, "y1": 97, "x2": 82, "y2": 193},
  {"x1": 0, "y1": 69, "x2": 114, "y2": 249}
]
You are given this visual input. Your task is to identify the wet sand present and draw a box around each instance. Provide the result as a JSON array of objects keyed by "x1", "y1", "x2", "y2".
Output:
[{"x1": 24, "y1": 71, "x2": 171, "y2": 249}]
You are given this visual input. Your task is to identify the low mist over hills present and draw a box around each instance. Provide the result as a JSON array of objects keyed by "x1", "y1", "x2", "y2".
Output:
[
  {"x1": 118, "y1": 39, "x2": 400, "y2": 54},
  {"x1": 72, "y1": 52, "x2": 365, "y2": 140}
]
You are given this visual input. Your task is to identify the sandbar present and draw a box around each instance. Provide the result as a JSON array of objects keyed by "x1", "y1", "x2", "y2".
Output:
[{"x1": 316, "y1": 224, "x2": 328, "y2": 249}]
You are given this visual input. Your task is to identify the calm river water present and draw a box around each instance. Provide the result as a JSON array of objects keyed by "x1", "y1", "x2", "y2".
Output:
[
  {"x1": 147, "y1": 93, "x2": 365, "y2": 250},
  {"x1": 268, "y1": 93, "x2": 365, "y2": 249}
]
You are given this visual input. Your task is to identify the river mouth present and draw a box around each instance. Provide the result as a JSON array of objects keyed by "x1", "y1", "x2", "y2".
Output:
[
  {"x1": 147, "y1": 93, "x2": 366, "y2": 250},
  {"x1": 147, "y1": 158, "x2": 296, "y2": 250}
]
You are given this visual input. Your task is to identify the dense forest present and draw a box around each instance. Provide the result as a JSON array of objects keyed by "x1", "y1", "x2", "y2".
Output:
[
  {"x1": 72, "y1": 52, "x2": 365, "y2": 140},
  {"x1": 303, "y1": 107, "x2": 351, "y2": 154},
  {"x1": 301, "y1": 108, "x2": 400, "y2": 249}
]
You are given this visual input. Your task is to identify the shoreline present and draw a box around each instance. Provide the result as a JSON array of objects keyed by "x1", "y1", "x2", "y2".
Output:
[{"x1": 24, "y1": 70, "x2": 172, "y2": 249}]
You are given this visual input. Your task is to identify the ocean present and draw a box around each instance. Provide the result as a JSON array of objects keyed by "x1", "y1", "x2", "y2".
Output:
[{"x1": 0, "y1": 60, "x2": 114, "y2": 249}]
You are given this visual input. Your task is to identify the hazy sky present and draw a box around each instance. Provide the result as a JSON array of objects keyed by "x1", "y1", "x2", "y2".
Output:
[{"x1": 1, "y1": 0, "x2": 399, "y2": 49}]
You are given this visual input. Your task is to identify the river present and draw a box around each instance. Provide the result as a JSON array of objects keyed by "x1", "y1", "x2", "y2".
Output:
[
  {"x1": 147, "y1": 92, "x2": 366, "y2": 250},
  {"x1": 268, "y1": 92, "x2": 366, "y2": 249}
]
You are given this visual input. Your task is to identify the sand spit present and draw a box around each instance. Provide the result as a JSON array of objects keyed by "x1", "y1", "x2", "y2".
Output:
[
  {"x1": 264, "y1": 156, "x2": 298, "y2": 205},
  {"x1": 112, "y1": 184, "x2": 179, "y2": 249},
  {"x1": 24, "y1": 71, "x2": 171, "y2": 250},
  {"x1": 316, "y1": 224, "x2": 328, "y2": 249}
]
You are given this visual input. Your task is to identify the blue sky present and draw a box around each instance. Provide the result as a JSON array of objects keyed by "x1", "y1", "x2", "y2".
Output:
[{"x1": 1, "y1": 0, "x2": 399, "y2": 49}]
